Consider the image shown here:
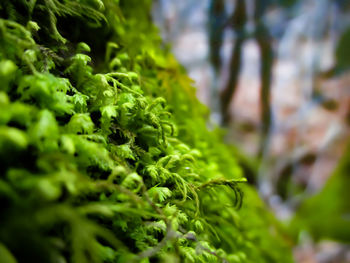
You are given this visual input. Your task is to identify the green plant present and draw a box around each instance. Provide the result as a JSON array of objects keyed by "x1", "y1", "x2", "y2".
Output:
[
  {"x1": 292, "y1": 142, "x2": 350, "y2": 243},
  {"x1": 0, "y1": 1, "x2": 292, "y2": 262}
]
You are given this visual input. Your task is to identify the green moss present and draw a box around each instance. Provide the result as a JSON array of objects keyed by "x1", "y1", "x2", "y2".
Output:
[
  {"x1": 292, "y1": 142, "x2": 350, "y2": 243},
  {"x1": 0, "y1": 0, "x2": 292, "y2": 262}
]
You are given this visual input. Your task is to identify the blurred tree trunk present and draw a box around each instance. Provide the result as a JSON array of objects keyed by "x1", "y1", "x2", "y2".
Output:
[
  {"x1": 254, "y1": 0, "x2": 273, "y2": 157},
  {"x1": 256, "y1": 24, "x2": 273, "y2": 157},
  {"x1": 220, "y1": 0, "x2": 247, "y2": 124},
  {"x1": 209, "y1": 0, "x2": 226, "y2": 120},
  {"x1": 220, "y1": 0, "x2": 273, "y2": 157},
  {"x1": 209, "y1": 0, "x2": 226, "y2": 73},
  {"x1": 221, "y1": 37, "x2": 244, "y2": 124}
]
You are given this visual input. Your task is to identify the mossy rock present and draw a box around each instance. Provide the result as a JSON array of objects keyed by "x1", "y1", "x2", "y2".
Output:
[{"x1": 0, "y1": 0, "x2": 292, "y2": 262}]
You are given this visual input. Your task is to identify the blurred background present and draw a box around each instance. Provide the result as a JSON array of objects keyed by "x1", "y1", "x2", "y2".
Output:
[{"x1": 152, "y1": 0, "x2": 350, "y2": 262}]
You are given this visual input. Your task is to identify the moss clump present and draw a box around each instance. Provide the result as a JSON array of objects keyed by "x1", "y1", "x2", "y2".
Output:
[{"x1": 0, "y1": 0, "x2": 292, "y2": 262}]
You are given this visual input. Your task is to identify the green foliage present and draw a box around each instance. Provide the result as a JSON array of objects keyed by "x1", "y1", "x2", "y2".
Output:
[
  {"x1": 292, "y1": 142, "x2": 350, "y2": 243},
  {"x1": 335, "y1": 27, "x2": 350, "y2": 72},
  {"x1": 0, "y1": 0, "x2": 292, "y2": 262}
]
